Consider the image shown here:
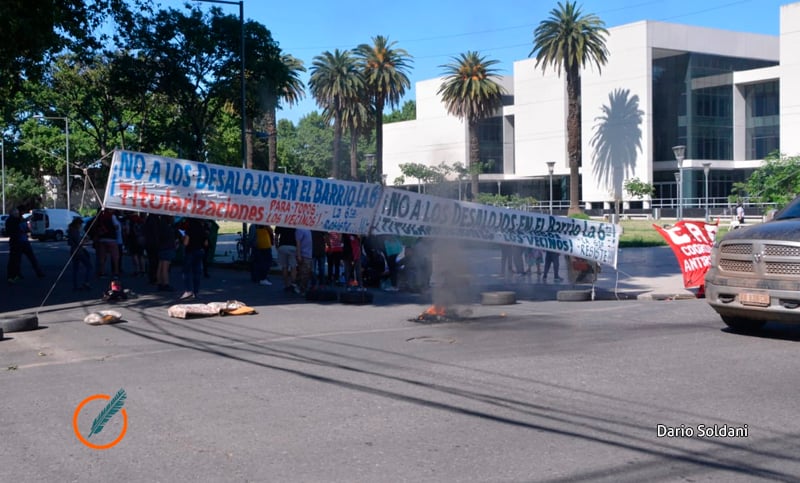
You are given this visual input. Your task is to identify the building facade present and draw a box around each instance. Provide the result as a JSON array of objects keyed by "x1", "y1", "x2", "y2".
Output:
[{"x1": 383, "y1": 2, "x2": 800, "y2": 215}]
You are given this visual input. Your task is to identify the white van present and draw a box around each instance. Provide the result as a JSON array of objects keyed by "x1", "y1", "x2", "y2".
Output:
[{"x1": 28, "y1": 208, "x2": 82, "y2": 241}]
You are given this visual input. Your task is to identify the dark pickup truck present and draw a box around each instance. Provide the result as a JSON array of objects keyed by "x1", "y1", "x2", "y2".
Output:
[{"x1": 705, "y1": 196, "x2": 800, "y2": 332}]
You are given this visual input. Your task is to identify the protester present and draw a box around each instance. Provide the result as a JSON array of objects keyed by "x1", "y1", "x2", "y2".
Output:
[
  {"x1": 156, "y1": 214, "x2": 178, "y2": 291},
  {"x1": 6, "y1": 207, "x2": 45, "y2": 283},
  {"x1": 144, "y1": 213, "x2": 160, "y2": 284},
  {"x1": 275, "y1": 225, "x2": 297, "y2": 292},
  {"x1": 382, "y1": 235, "x2": 403, "y2": 291},
  {"x1": 179, "y1": 217, "x2": 208, "y2": 300},
  {"x1": 249, "y1": 224, "x2": 274, "y2": 286},
  {"x1": 343, "y1": 233, "x2": 363, "y2": 288},
  {"x1": 126, "y1": 212, "x2": 146, "y2": 276},
  {"x1": 92, "y1": 208, "x2": 121, "y2": 278},
  {"x1": 543, "y1": 250, "x2": 562, "y2": 282},
  {"x1": 295, "y1": 228, "x2": 313, "y2": 295},
  {"x1": 325, "y1": 231, "x2": 344, "y2": 285},
  {"x1": 67, "y1": 217, "x2": 92, "y2": 291},
  {"x1": 311, "y1": 230, "x2": 327, "y2": 287}
]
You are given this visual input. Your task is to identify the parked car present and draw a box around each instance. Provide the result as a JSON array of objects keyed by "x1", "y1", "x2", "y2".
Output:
[
  {"x1": 705, "y1": 195, "x2": 800, "y2": 332},
  {"x1": 27, "y1": 208, "x2": 82, "y2": 241}
]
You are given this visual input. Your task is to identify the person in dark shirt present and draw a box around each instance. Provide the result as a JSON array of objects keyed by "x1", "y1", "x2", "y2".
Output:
[
  {"x1": 179, "y1": 218, "x2": 208, "y2": 300},
  {"x1": 6, "y1": 207, "x2": 45, "y2": 283}
]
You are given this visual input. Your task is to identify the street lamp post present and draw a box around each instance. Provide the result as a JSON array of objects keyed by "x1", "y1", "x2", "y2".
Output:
[
  {"x1": 1, "y1": 134, "x2": 5, "y2": 215},
  {"x1": 672, "y1": 145, "x2": 686, "y2": 219},
  {"x1": 364, "y1": 153, "x2": 375, "y2": 183},
  {"x1": 546, "y1": 161, "x2": 555, "y2": 215},
  {"x1": 702, "y1": 162, "x2": 712, "y2": 222},
  {"x1": 35, "y1": 116, "x2": 70, "y2": 211}
]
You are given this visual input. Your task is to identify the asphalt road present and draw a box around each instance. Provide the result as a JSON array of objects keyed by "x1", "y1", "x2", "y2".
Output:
[{"x1": 2, "y1": 238, "x2": 800, "y2": 482}]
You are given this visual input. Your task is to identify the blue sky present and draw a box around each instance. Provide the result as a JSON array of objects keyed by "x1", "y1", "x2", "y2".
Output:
[{"x1": 159, "y1": 0, "x2": 789, "y2": 124}]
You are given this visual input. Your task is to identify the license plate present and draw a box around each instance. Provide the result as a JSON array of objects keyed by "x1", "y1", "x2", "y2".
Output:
[{"x1": 740, "y1": 292, "x2": 770, "y2": 307}]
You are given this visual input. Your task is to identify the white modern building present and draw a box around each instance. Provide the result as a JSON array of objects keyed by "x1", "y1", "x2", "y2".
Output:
[{"x1": 383, "y1": 2, "x2": 800, "y2": 216}]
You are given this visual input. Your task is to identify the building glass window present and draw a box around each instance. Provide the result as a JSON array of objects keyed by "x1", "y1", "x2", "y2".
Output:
[
  {"x1": 477, "y1": 116, "x2": 504, "y2": 174},
  {"x1": 652, "y1": 51, "x2": 776, "y2": 162},
  {"x1": 745, "y1": 80, "x2": 780, "y2": 159}
]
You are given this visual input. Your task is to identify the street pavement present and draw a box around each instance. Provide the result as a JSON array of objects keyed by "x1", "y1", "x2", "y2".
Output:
[{"x1": 5, "y1": 236, "x2": 800, "y2": 482}]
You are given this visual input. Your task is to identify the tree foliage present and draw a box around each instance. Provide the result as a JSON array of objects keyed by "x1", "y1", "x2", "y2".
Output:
[
  {"x1": 623, "y1": 177, "x2": 655, "y2": 199},
  {"x1": 731, "y1": 153, "x2": 800, "y2": 209},
  {"x1": 530, "y1": 0, "x2": 608, "y2": 214}
]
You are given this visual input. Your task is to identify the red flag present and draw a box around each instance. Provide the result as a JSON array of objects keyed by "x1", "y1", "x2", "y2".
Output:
[{"x1": 653, "y1": 220, "x2": 719, "y2": 288}]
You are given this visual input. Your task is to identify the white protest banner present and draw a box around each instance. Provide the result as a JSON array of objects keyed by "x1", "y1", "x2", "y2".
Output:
[
  {"x1": 102, "y1": 150, "x2": 381, "y2": 233},
  {"x1": 372, "y1": 188, "x2": 620, "y2": 267}
]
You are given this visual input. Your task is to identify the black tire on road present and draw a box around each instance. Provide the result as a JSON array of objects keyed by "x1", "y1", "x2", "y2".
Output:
[
  {"x1": 339, "y1": 291, "x2": 374, "y2": 305},
  {"x1": 0, "y1": 327, "x2": 4, "y2": 340},
  {"x1": 54, "y1": 231, "x2": 64, "y2": 241},
  {"x1": 306, "y1": 288, "x2": 338, "y2": 302},
  {"x1": 721, "y1": 315, "x2": 766, "y2": 333},
  {"x1": 0, "y1": 313, "x2": 39, "y2": 333},
  {"x1": 557, "y1": 289, "x2": 592, "y2": 302},
  {"x1": 481, "y1": 291, "x2": 516, "y2": 305}
]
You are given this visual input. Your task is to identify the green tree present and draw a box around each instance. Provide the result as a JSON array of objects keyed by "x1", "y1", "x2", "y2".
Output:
[
  {"x1": 623, "y1": 177, "x2": 655, "y2": 200},
  {"x1": 530, "y1": 0, "x2": 609, "y2": 214},
  {"x1": 126, "y1": 5, "x2": 237, "y2": 163},
  {"x1": 354, "y1": 35, "x2": 412, "y2": 177},
  {"x1": 264, "y1": 54, "x2": 306, "y2": 172},
  {"x1": 437, "y1": 51, "x2": 506, "y2": 199},
  {"x1": 309, "y1": 49, "x2": 364, "y2": 179},
  {"x1": 384, "y1": 100, "x2": 416, "y2": 123},
  {"x1": 731, "y1": 153, "x2": 800, "y2": 209},
  {"x1": 0, "y1": 0, "x2": 146, "y2": 119}
]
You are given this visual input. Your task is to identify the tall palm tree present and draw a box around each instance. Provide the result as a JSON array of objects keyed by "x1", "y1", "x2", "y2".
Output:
[
  {"x1": 354, "y1": 35, "x2": 412, "y2": 177},
  {"x1": 264, "y1": 54, "x2": 305, "y2": 172},
  {"x1": 438, "y1": 51, "x2": 506, "y2": 199},
  {"x1": 342, "y1": 92, "x2": 373, "y2": 180},
  {"x1": 530, "y1": 0, "x2": 608, "y2": 214},
  {"x1": 309, "y1": 49, "x2": 364, "y2": 179}
]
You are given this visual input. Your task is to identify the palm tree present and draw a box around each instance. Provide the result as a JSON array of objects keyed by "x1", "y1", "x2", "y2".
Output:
[
  {"x1": 354, "y1": 35, "x2": 412, "y2": 177},
  {"x1": 342, "y1": 92, "x2": 373, "y2": 180},
  {"x1": 437, "y1": 51, "x2": 506, "y2": 199},
  {"x1": 309, "y1": 49, "x2": 364, "y2": 179},
  {"x1": 530, "y1": 0, "x2": 608, "y2": 214},
  {"x1": 264, "y1": 54, "x2": 306, "y2": 172}
]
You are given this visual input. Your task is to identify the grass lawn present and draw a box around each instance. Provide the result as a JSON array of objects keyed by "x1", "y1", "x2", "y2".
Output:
[{"x1": 216, "y1": 218, "x2": 732, "y2": 247}]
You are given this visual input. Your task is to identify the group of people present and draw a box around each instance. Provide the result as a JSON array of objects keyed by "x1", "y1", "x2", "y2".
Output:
[
  {"x1": 245, "y1": 226, "x2": 417, "y2": 296},
  {"x1": 500, "y1": 245, "x2": 563, "y2": 281}
]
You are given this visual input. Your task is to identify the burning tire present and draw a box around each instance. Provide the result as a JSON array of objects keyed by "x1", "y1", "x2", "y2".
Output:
[
  {"x1": 0, "y1": 313, "x2": 39, "y2": 333},
  {"x1": 481, "y1": 291, "x2": 516, "y2": 305},
  {"x1": 339, "y1": 290, "x2": 374, "y2": 305},
  {"x1": 556, "y1": 289, "x2": 592, "y2": 302}
]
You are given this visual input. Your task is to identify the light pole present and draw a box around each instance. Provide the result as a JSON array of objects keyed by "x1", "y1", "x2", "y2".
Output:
[
  {"x1": 1, "y1": 133, "x2": 5, "y2": 215},
  {"x1": 546, "y1": 161, "x2": 555, "y2": 215},
  {"x1": 35, "y1": 116, "x2": 70, "y2": 211},
  {"x1": 365, "y1": 153, "x2": 375, "y2": 183},
  {"x1": 702, "y1": 162, "x2": 711, "y2": 222},
  {"x1": 672, "y1": 145, "x2": 686, "y2": 219},
  {"x1": 673, "y1": 172, "x2": 680, "y2": 217}
]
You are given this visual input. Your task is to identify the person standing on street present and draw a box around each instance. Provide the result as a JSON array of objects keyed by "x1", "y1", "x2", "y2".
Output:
[
  {"x1": 6, "y1": 207, "x2": 45, "y2": 283},
  {"x1": 275, "y1": 225, "x2": 297, "y2": 292},
  {"x1": 249, "y1": 224, "x2": 274, "y2": 286},
  {"x1": 67, "y1": 217, "x2": 92, "y2": 290},
  {"x1": 179, "y1": 217, "x2": 208, "y2": 300},
  {"x1": 294, "y1": 228, "x2": 313, "y2": 295},
  {"x1": 542, "y1": 250, "x2": 562, "y2": 282}
]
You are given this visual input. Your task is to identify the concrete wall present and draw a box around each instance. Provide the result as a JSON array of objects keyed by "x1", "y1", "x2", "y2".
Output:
[{"x1": 781, "y1": 2, "x2": 800, "y2": 156}]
